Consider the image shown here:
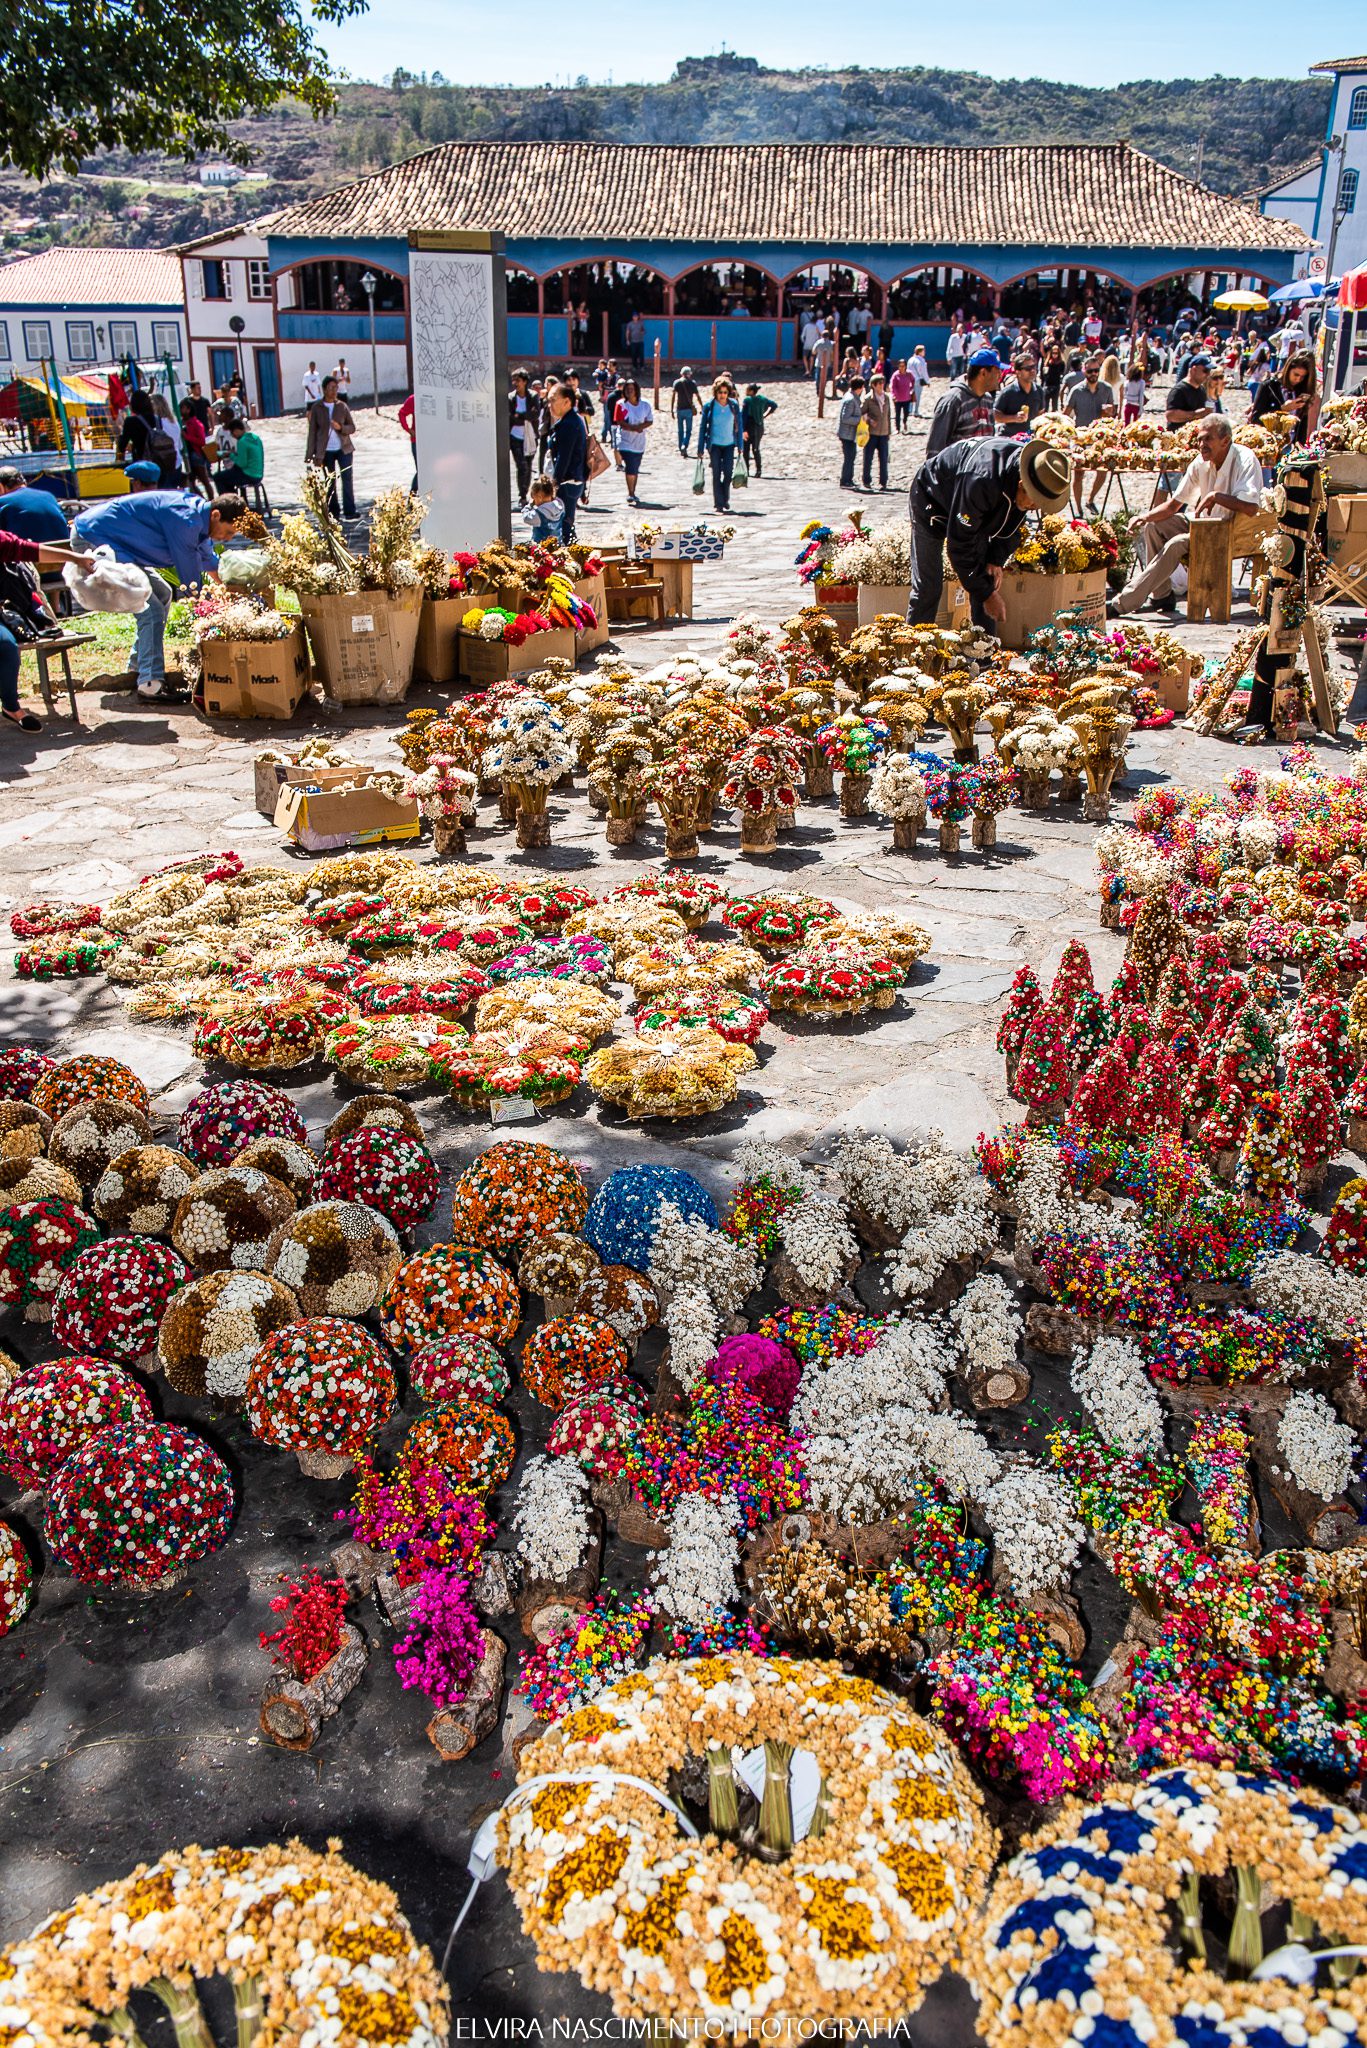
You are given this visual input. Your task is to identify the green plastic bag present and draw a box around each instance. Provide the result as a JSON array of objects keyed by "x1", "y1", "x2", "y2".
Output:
[
  {"x1": 692, "y1": 457, "x2": 706, "y2": 495},
  {"x1": 732, "y1": 461, "x2": 749, "y2": 489}
]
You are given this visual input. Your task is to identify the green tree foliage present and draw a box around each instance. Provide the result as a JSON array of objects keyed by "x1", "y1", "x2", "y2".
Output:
[{"x1": 3, "y1": 0, "x2": 370, "y2": 179}]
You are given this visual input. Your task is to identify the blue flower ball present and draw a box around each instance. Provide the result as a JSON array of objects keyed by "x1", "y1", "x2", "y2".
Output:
[{"x1": 582, "y1": 1165, "x2": 718, "y2": 1274}]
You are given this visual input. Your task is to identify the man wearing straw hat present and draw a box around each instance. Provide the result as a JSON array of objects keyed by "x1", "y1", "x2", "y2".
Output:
[{"x1": 908, "y1": 435, "x2": 1073, "y2": 631}]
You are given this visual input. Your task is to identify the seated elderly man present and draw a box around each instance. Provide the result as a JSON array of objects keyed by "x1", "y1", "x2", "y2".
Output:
[{"x1": 1111, "y1": 416, "x2": 1263, "y2": 615}]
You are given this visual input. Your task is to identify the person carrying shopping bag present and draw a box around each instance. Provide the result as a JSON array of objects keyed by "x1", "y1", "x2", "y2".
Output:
[{"x1": 696, "y1": 377, "x2": 743, "y2": 512}]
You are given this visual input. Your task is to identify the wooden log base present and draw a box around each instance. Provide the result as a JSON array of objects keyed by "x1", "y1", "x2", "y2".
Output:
[
  {"x1": 515, "y1": 808, "x2": 551, "y2": 849},
  {"x1": 427, "y1": 1630, "x2": 506, "y2": 1761},
  {"x1": 296, "y1": 1447, "x2": 352, "y2": 1480},
  {"x1": 605, "y1": 815, "x2": 637, "y2": 846},
  {"x1": 964, "y1": 1358, "x2": 1032, "y2": 1411},
  {"x1": 260, "y1": 1624, "x2": 368, "y2": 1751},
  {"x1": 472, "y1": 1551, "x2": 519, "y2": 1620},
  {"x1": 431, "y1": 818, "x2": 467, "y2": 856},
  {"x1": 516, "y1": 1517, "x2": 604, "y2": 1639}
]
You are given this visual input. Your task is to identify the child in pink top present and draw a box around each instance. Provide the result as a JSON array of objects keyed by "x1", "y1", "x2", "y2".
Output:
[{"x1": 889, "y1": 360, "x2": 914, "y2": 432}]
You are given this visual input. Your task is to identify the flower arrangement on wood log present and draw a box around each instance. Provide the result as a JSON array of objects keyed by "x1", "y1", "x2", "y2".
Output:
[
  {"x1": 0, "y1": 1195, "x2": 100, "y2": 1322},
  {"x1": 31, "y1": 1055, "x2": 148, "y2": 1123},
  {"x1": 156, "y1": 1268, "x2": 302, "y2": 1399},
  {"x1": 246, "y1": 1318, "x2": 396, "y2": 1466},
  {"x1": 177, "y1": 1077, "x2": 307, "y2": 1167},
  {"x1": 316, "y1": 1129, "x2": 440, "y2": 1235},
  {"x1": 399, "y1": 1399, "x2": 516, "y2": 1494},
  {"x1": 448, "y1": 1139, "x2": 589, "y2": 1254},
  {"x1": 381, "y1": 1242, "x2": 521, "y2": 1353},
  {"x1": 266, "y1": 1200, "x2": 401, "y2": 1316}
]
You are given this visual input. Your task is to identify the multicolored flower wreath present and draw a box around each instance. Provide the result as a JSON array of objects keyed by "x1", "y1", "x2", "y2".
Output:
[
  {"x1": 31, "y1": 1055, "x2": 149, "y2": 1123},
  {"x1": 485, "y1": 935, "x2": 613, "y2": 988},
  {"x1": 44, "y1": 1419, "x2": 235, "y2": 1588},
  {"x1": 178, "y1": 1079, "x2": 307, "y2": 1169},
  {"x1": 633, "y1": 988, "x2": 769, "y2": 1046},
  {"x1": 0, "y1": 1521, "x2": 32, "y2": 1637},
  {"x1": 484, "y1": 883, "x2": 594, "y2": 933},
  {"x1": 302, "y1": 890, "x2": 390, "y2": 932},
  {"x1": 14, "y1": 937, "x2": 117, "y2": 980},
  {"x1": 0, "y1": 1195, "x2": 101, "y2": 1322},
  {"x1": 0, "y1": 1355, "x2": 154, "y2": 1489},
  {"x1": 399, "y1": 1399, "x2": 516, "y2": 1495},
  {"x1": 606, "y1": 873, "x2": 731, "y2": 931},
  {"x1": 0, "y1": 1045, "x2": 55, "y2": 1101},
  {"x1": 409, "y1": 1332, "x2": 511, "y2": 1407},
  {"x1": 720, "y1": 892, "x2": 841, "y2": 954},
  {"x1": 52, "y1": 1237, "x2": 191, "y2": 1368},
  {"x1": 9, "y1": 901, "x2": 103, "y2": 940},
  {"x1": 323, "y1": 1015, "x2": 467, "y2": 1089},
  {"x1": 246, "y1": 1317, "x2": 396, "y2": 1457},
  {"x1": 762, "y1": 949, "x2": 903, "y2": 1020},
  {"x1": 193, "y1": 993, "x2": 345, "y2": 1072},
  {"x1": 316, "y1": 1128, "x2": 441, "y2": 1234},
  {"x1": 380, "y1": 1243, "x2": 521, "y2": 1353},
  {"x1": 266, "y1": 1200, "x2": 401, "y2": 1317},
  {"x1": 447, "y1": 1139, "x2": 589, "y2": 1256},
  {"x1": 521, "y1": 1313, "x2": 631, "y2": 1410},
  {"x1": 353, "y1": 966, "x2": 490, "y2": 1019},
  {"x1": 156, "y1": 1268, "x2": 303, "y2": 1400}
]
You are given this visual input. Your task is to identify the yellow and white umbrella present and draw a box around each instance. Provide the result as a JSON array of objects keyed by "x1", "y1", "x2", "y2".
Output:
[{"x1": 1212, "y1": 289, "x2": 1270, "y2": 311}]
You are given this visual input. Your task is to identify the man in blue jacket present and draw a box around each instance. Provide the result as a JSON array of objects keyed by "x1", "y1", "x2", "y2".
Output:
[
  {"x1": 72, "y1": 488, "x2": 245, "y2": 700},
  {"x1": 909, "y1": 436, "x2": 1071, "y2": 631},
  {"x1": 0, "y1": 467, "x2": 71, "y2": 544},
  {"x1": 544, "y1": 383, "x2": 588, "y2": 542}
]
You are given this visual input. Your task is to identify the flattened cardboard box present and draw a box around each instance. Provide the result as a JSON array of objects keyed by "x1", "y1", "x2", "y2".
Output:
[
  {"x1": 201, "y1": 627, "x2": 311, "y2": 721},
  {"x1": 300, "y1": 588, "x2": 422, "y2": 706},
  {"x1": 273, "y1": 767, "x2": 420, "y2": 852}
]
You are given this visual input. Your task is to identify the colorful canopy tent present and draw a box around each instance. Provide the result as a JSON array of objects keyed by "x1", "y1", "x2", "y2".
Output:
[{"x1": 0, "y1": 370, "x2": 107, "y2": 424}]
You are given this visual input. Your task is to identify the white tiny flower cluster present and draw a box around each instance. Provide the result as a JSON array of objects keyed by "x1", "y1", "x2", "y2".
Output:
[
  {"x1": 651, "y1": 1491, "x2": 741, "y2": 1628},
  {"x1": 1236, "y1": 814, "x2": 1280, "y2": 870},
  {"x1": 778, "y1": 1191, "x2": 858, "y2": 1293},
  {"x1": 949, "y1": 1273, "x2": 1021, "y2": 1384},
  {"x1": 1071, "y1": 1334, "x2": 1167, "y2": 1455},
  {"x1": 831, "y1": 1132, "x2": 925, "y2": 1236},
  {"x1": 790, "y1": 1315, "x2": 952, "y2": 1439},
  {"x1": 1014, "y1": 1139, "x2": 1131, "y2": 1252},
  {"x1": 1277, "y1": 1390, "x2": 1356, "y2": 1502},
  {"x1": 514, "y1": 1454, "x2": 592, "y2": 1582},
  {"x1": 733, "y1": 1136, "x2": 817, "y2": 1199},
  {"x1": 648, "y1": 1202, "x2": 761, "y2": 1391},
  {"x1": 979, "y1": 1466, "x2": 1084, "y2": 1599},
  {"x1": 1093, "y1": 824, "x2": 1170, "y2": 899},
  {"x1": 829, "y1": 1130, "x2": 998, "y2": 1300},
  {"x1": 1251, "y1": 1251, "x2": 1367, "y2": 1345}
]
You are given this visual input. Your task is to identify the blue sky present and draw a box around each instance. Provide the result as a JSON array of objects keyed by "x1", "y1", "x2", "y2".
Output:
[{"x1": 316, "y1": 4, "x2": 1363, "y2": 92}]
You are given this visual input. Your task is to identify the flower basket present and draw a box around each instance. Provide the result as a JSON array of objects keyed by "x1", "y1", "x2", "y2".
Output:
[
  {"x1": 426, "y1": 1627, "x2": 506, "y2": 1761},
  {"x1": 259, "y1": 1622, "x2": 368, "y2": 1750},
  {"x1": 299, "y1": 587, "x2": 422, "y2": 706}
]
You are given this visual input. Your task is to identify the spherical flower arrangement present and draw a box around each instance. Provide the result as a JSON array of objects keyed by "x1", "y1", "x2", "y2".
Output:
[
  {"x1": 710, "y1": 1332, "x2": 801, "y2": 1419},
  {"x1": 246, "y1": 1317, "x2": 396, "y2": 1475},
  {"x1": 232, "y1": 1134, "x2": 318, "y2": 1204},
  {"x1": 316, "y1": 1128, "x2": 440, "y2": 1235},
  {"x1": 30, "y1": 1055, "x2": 149, "y2": 1124},
  {"x1": 381, "y1": 1242, "x2": 521, "y2": 1353},
  {"x1": 325, "y1": 1092, "x2": 426, "y2": 1149},
  {"x1": 0, "y1": 1098, "x2": 51, "y2": 1160},
  {"x1": 44, "y1": 1419, "x2": 235, "y2": 1588},
  {"x1": 0, "y1": 1044, "x2": 54, "y2": 1100},
  {"x1": 519, "y1": 1229, "x2": 602, "y2": 1315},
  {"x1": 48, "y1": 1097, "x2": 154, "y2": 1188},
  {"x1": 0, "y1": 1840, "x2": 450, "y2": 2048},
  {"x1": 399, "y1": 1399, "x2": 516, "y2": 1495},
  {"x1": 92, "y1": 1144, "x2": 198, "y2": 1235},
  {"x1": 571, "y1": 1264, "x2": 660, "y2": 1352},
  {"x1": 0, "y1": 1521, "x2": 32, "y2": 1637},
  {"x1": 0, "y1": 1195, "x2": 100, "y2": 1322},
  {"x1": 323, "y1": 1014, "x2": 465, "y2": 1089},
  {"x1": 171, "y1": 1164, "x2": 297, "y2": 1275},
  {"x1": 52, "y1": 1237, "x2": 191, "y2": 1369},
  {"x1": 0, "y1": 1355, "x2": 153, "y2": 1489},
  {"x1": 409, "y1": 1332, "x2": 511, "y2": 1407},
  {"x1": 1325, "y1": 1176, "x2": 1367, "y2": 1273},
  {"x1": 547, "y1": 1376, "x2": 649, "y2": 1464},
  {"x1": 156, "y1": 1268, "x2": 303, "y2": 1400},
  {"x1": 583, "y1": 1164, "x2": 718, "y2": 1273},
  {"x1": 448, "y1": 1139, "x2": 589, "y2": 1256},
  {"x1": 522, "y1": 1314, "x2": 631, "y2": 1410},
  {"x1": 973, "y1": 1765, "x2": 1367, "y2": 2048},
  {"x1": 721, "y1": 892, "x2": 841, "y2": 954},
  {"x1": 178, "y1": 1079, "x2": 307, "y2": 1168},
  {"x1": 266, "y1": 1200, "x2": 401, "y2": 1317},
  {"x1": 500, "y1": 1654, "x2": 995, "y2": 2027},
  {"x1": 0, "y1": 1154, "x2": 82, "y2": 1206}
]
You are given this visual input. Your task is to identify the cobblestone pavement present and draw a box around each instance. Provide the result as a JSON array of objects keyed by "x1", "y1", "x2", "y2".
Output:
[{"x1": 0, "y1": 364, "x2": 1363, "y2": 2037}]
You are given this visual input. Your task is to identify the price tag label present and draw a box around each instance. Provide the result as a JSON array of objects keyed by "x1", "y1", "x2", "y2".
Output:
[{"x1": 351, "y1": 614, "x2": 375, "y2": 634}]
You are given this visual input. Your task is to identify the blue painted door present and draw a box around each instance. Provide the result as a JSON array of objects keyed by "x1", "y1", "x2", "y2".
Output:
[
  {"x1": 210, "y1": 347, "x2": 237, "y2": 389},
  {"x1": 254, "y1": 348, "x2": 282, "y2": 417}
]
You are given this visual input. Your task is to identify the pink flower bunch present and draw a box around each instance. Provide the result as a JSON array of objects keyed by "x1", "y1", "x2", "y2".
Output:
[
  {"x1": 339, "y1": 1458, "x2": 490, "y2": 1587},
  {"x1": 708, "y1": 1333, "x2": 801, "y2": 1421},
  {"x1": 392, "y1": 1564, "x2": 484, "y2": 1710}
]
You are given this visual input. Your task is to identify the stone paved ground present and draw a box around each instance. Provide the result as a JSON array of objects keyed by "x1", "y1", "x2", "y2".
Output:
[{"x1": 1, "y1": 364, "x2": 1364, "y2": 2036}]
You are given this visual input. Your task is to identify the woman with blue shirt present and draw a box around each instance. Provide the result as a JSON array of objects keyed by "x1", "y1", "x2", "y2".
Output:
[{"x1": 696, "y1": 377, "x2": 742, "y2": 512}]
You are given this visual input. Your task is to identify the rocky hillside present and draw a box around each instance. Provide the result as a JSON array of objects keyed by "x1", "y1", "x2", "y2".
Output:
[{"x1": 1, "y1": 56, "x2": 1330, "y2": 253}]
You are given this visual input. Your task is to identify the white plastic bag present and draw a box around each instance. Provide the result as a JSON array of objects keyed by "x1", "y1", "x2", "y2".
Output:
[{"x1": 63, "y1": 545, "x2": 151, "y2": 615}]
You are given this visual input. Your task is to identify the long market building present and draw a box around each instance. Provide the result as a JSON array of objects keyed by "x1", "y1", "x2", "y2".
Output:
[{"x1": 187, "y1": 140, "x2": 1309, "y2": 410}]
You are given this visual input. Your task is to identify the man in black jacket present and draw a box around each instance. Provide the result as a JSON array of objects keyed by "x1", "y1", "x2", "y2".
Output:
[
  {"x1": 909, "y1": 436, "x2": 1072, "y2": 630},
  {"x1": 924, "y1": 348, "x2": 1003, "y2": 458},
  {"x1": 545, "y1": 382, "x2": 588, "y2": 541}
]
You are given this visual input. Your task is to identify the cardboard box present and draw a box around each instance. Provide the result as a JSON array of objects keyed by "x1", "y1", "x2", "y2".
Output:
[
  {"x1": 933, "y1": 579, "x2": 971, "y2": 630},
  {"x1": 650, "y1": 531, "x2": 726, "y2": 562},
  {"x1": 1327, "y1": 493, "x2": 1367, "y2": 548},
  {"x1": 458, "y1": 627, "x2": 576, "y2": 683},
  {"x1": 998, "y1": 568, "x2": 1107, "y2": 652},
  {"x1": 299, "y1": 587, "x2": 422, "y2": 706},
  {"x1": 201, "y1": 627, "x2": 311, "y2": 721},
  {"x1": 273, "y1": 767, "x2": 420, "y2": 852},
  {"x1": 1326, "y1": 453, "x2": 1367, "y2": 495},
  {"x1": 573, "y1": 572, "x2": 609, "y2": 655},
  {"x1": 1153, "y1": 656, "x2": 1192, "y2": 716},
  {"x1": 413, "y1": 596, "x2": 478, "y2": 684},
  {"x1": 857, "y1": 582, "x2": 911, "y2": 627}
]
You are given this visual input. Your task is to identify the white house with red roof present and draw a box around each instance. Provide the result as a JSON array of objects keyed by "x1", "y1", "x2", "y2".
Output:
[{"x1": 0, "y1": 246, "x2": 185, "y2": 382}]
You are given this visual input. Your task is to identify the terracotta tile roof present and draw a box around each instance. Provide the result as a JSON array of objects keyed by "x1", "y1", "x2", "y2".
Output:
[
  {"x1": 259, "y1": 141, "x2": 1310, "y2": 254},
  {"x1": 0, "y1": 246, "x2": 183, "y2": 307},
  {"x1": 1309, "y1": 56, "x2": 1367, "y2": 72}
]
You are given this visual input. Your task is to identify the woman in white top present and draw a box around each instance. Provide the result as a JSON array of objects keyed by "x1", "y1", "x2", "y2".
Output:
[
  {"x1": 152, "y1": 393, "x2": 184, "y2": 470},
  {"x1": 614, "y1": 379, "x2": 654, "y2": 506},
  {"x1": 907, "y1": 345, "x2": 931, "y2": 413},
  {"x1": 946, "y1": 325, "x2": 966, "y2": 377}
]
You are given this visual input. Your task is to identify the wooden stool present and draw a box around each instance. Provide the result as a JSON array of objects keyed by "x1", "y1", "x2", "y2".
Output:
[
  {"x1": 29, "y1": 631, "x2": 92, "y2": 722},
  {"x1": 1186, "y1": 510, "x2": 1273, "y2": 625}
]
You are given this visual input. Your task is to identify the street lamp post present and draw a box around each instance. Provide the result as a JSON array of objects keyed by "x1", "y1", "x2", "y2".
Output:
[{"x1": 360, "y1": 269, "x2": 379, "y2": 410}]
